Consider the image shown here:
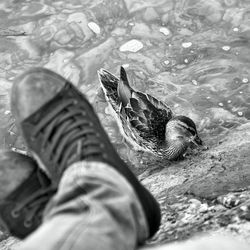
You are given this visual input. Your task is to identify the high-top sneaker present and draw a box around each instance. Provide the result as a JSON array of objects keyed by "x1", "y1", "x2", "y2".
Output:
[
  {"x1": 11, "y1": 68, "x2": 161, "y2": 237},
  {"x1": 0, "y1": 150, "x2": 56, "y2": 239}
]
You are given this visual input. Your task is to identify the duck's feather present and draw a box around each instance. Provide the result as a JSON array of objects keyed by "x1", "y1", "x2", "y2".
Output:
[
  {"x1": 118, "y1": 66, "x2": 132, "y2": 107},
  {"x1": 98, "y1": 67, "x2": 173, "y2": 148}
]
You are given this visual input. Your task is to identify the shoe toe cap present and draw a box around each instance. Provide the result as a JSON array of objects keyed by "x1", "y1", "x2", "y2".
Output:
[{"x1": 11, "y1": 68, "x2": 66, "y2": 123}]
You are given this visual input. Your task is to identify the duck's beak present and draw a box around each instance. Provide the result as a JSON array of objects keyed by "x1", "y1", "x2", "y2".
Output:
[{"x1": 191, "y1": 135, "x2": 203, "y2": 146}]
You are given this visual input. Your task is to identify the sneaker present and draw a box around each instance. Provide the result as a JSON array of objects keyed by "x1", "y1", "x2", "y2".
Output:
[
  {"x1": 11, "y1": 67, "x2": 161, "y2": 237},
  {"x1": 0, "y1": 150, "x2": 56, "y2": 239}
]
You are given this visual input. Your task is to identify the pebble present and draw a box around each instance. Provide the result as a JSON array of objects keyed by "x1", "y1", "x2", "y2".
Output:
[
  {"x1": 189, "y1": 198, "x2": 201, "y2": 206},
  {"x1": 184, "y1": 58, "x2": 189, "y2": 63},
  {"x1": 122, "y1": 63, "x2": 129, "y2": 68},
  {"x1": 233, "y1": 27, "x2": 239, "y2": 32},
  {"x1": 218, "y1": 102, "x2": 224, "y2": 107},
  {"x1": 143, "y1": 7, "x2": 159, "y2": 22},
  {"x1": 182, "y1": 42, "x2": 192, "y2": 48},
  {"x1": 87, "y1": 22, "x2": 101, "y2": 34},
  {"x1": 191, "y1": 79, "x2": 198, "y2": 85},
  {"x1": 222, "y1": 46, "x2": 231, "y2": 51},
  {"x1": 238, "y1": 111, "x2": 243, "y2": 116},
  {"x1": 164, "y1": 60, "x2": 170, "y2": 65},
  {"x1": 159, "y1": 27, "x2": 170, "y2": 36},
  {"x1": 4, "y1": 110, "x2": 10, "y2": 115},
  {"x1": 242, "y1": 78, "x2": 249, "y2": 83},
  {"x1": 240, "y1": 205, "x2": 248, "y2": 212},
  {"x1": 227, "y1": 100, "x2": 232, "y2": 104},
  {"x1": 199, "y1": 203, "x2": 208, "y2": 213},
  {"x1": 119, "y1": 39, "x2": 143, "y2": 52}
]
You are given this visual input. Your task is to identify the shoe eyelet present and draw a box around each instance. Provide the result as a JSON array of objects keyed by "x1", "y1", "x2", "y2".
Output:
[
  {"x1": 82, "y1": 111, "x2": 86, "y2": 116},
  {"x1": 24, "y1": 219, "x2": 32, "y2": 228},
  {"x1": 100, "y1": 143, "x2": 105, "y2": 149},
  {"x1": 73, "y1": 100, "x2": 78, "y2": 105},
  {"x1": 88, "y1": 122, "x2": 93, "y2": 127},
  {"x1": 11, "y1": 209, "x2": 20, "y2": 218}
]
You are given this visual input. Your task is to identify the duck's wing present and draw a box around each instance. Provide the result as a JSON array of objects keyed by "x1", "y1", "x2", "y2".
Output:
[
  {"x1": 125, "y1": 91, "x2": 173, "y2": 142},
  {"x1": 97, "y1": 68, "x2": 120, "y2": 112},
  {"x1": 118, "y1": 67, "x2": 173, "y2": 142}
]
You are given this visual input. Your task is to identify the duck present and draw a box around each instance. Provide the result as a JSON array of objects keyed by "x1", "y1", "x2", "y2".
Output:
[{"x1": 97, "y1": 66, "x2": 203, "y2": 160}]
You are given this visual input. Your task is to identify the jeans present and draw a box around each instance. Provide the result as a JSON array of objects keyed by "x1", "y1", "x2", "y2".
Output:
[
  {"x1": 17, "y1": 161, "x2": 250, "y2": 250},
  {"x1": 19, "y1": 161, "x2": 149, "y2": 250}
]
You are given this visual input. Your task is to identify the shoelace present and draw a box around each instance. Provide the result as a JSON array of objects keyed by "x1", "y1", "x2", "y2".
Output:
[
  {"x1": 11, "y1": 185, "x2": 56, "y2": 228},
  {"x1": 30, "y1": 99, "x2": 105, "y2": 173}
]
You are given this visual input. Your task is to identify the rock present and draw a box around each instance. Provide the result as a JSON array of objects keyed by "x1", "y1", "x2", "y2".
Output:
[
  {"x1": 67, "y1": 12, "x2": 93, "y2": 43},
  {"x1": 90, "y1": 0, "x2": 127, "y2": 22},
  {"x1": 76, "y1": 37, "x2": 116, "y2": 85},
  {"x1": 44, "y1": 49, "x2": 80, "y2": 86},
  {"x1": 131, "y1": 23, "x2": 168, "y2": 40},
  {"x1": 54, "y1": 29, "x2": 74, "y2": 45},
  {"x1": 124, "y1": 0, "x2": 167, "y2": 13},
  {"x1": 131, "y1": 23, "x2": 151, "y2": 37},
  {"x1": 159, "y1": 27, "x2": 170, "y2": 36},
  {"x1": 111, "y1": 27, "x2": 126, "y2": 36},
  {"x1": 87, "y1": 22, "x2": 101, "y2": 34},
  {"x1": 143, "y1": 7, "x2": 159, "y2": 22},
  {"x1": 186, "y1": 0, "x2": 223, "y2": 23},
  {"x1": 119, "y1": 39, "x2": 144, "y2": 52},
  {"x1": 182, "y1": 42, "x2": 192, "y2": 48}
]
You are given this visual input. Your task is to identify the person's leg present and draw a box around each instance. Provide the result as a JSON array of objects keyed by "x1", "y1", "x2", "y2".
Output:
[
  {"x1": 20, "y1": 160, "x2": 148, "y2": 250},
  {"x1": 0, "y1": 151, "x2": 55, "y2": 239},
  {"x1": 7, "y1": 68, "x2": 161, "y2": 249}
]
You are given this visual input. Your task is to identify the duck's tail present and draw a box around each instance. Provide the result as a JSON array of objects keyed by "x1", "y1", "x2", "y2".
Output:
[{"x1": 97, "y1": 68, "x2": 120, "y2": 111}]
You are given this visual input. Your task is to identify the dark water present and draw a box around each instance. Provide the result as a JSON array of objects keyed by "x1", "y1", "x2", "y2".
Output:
[{"x1": 0, "y1": 0, "x2": 250, "y2": 167}]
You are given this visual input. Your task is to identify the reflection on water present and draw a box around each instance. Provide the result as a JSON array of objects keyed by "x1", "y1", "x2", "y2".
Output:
[{"x1": 0, "y1": 0, "x2": 250, "y2": 165}]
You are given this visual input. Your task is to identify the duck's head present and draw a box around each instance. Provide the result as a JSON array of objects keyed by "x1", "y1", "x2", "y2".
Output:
[{"x1": 165, "y1": 115, "x2": 202, "y2": 147}]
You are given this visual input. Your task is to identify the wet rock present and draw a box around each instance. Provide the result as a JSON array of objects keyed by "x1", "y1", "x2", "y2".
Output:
[
  {"x1": 143, "y1": 7, "x2": 159, "y2": 22},
  {"x1": 87, "y1": 22, "x2": 101, "y2": 34},
  {"x1": 20, "y1": 2, "x2": 54, "y2": 16},
  {"x1": 178, "y1": 28, "x2": 194, "y2": 36},
  {"x1": 54, "y1": 29, "x2": 74, "y2": 45},
  {"x1": 223, "y1": 8, "x2": 244, "y2": 27},
  {"x1": 161, "y1": 13, "x2": 169, "y2": 25},
  {"x1": 186, "y1": 0, "x2": 223, "y2": 23},
  {"x1": 131, "y1": 23, "x2": 151, "y2": 37},
  {"x1": 124, "y1": 0, "x2": 167, "y2": 13},
  {"x1": 224, "y1": 0, "x2": 238, "y2": 7},
  {"x1": 111, "y1": 27, "x2": 126, "y2": 36},
  {"x1": 90, "y1": 0, "x2": 127, "y2": 23},
  {"x1": 127, "y1": 53, "x2": 160, "y2": 73},
  {"x1": 76, "y1": 37, "x2": 116, "y2": 85},
  {"x1": 119, "y1": 39, "x2": 144, "y2": 52},
  {"x1": 131, "y1": 23, "x2": 168, "y2": 40},
  {"x1": 45, "y1": 49, "x2": 80, "y2": 85},
  {"x1": 159, "y1": 27, "x2": 170, "y2": 36},
  {"x1": 218, "y1": 194, "x2": 242, "y2": 208},
  {"x1": 67, "y1": 13, "x2": 93, "y2": 43},
  {"x1": 182, "y1": 42, "x2": 192, "y2": 48}
]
